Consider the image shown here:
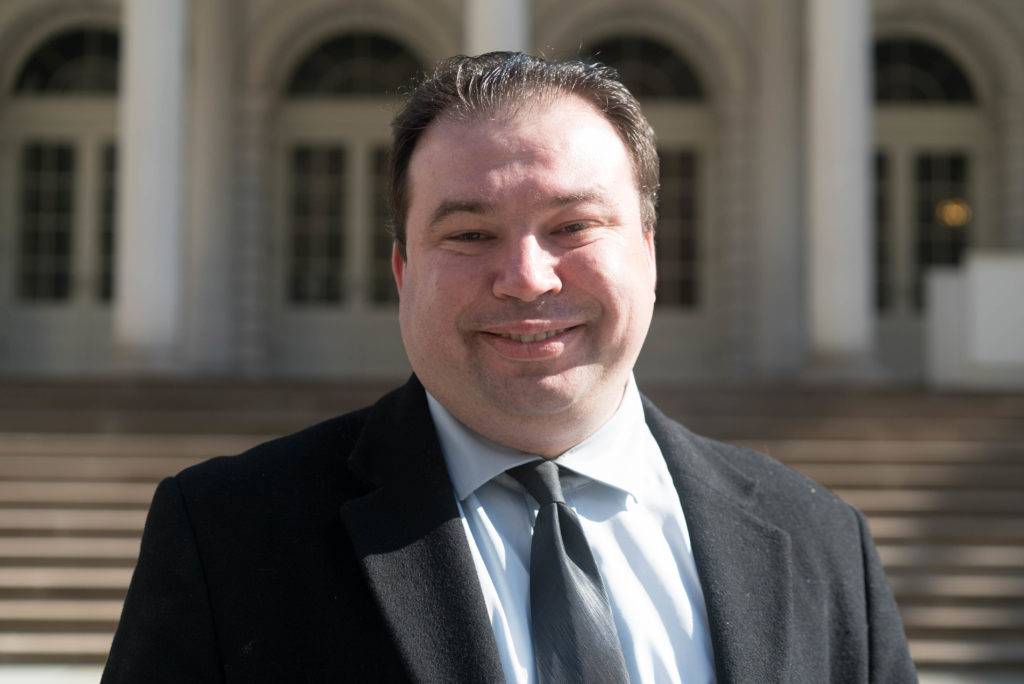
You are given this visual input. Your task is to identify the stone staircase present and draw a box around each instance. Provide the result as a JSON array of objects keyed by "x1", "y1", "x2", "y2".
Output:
[{"x1": 0, "y1": 380, "x2": 1022, "y2": 678}]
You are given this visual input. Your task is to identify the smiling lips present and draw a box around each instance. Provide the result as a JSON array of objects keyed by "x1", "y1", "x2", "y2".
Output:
[{"x1": 495, "y1": 327, "x2": 571, "y2": 343}]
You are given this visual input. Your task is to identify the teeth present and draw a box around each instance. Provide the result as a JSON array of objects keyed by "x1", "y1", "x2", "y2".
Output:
[{"x1": 498, "y1": 328, "x2": 568, "y2": 343}]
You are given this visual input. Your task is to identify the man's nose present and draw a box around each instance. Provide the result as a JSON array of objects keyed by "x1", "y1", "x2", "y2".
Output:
[{"x1": 492, "y1": 235, "x2": 562, "y2": 302}]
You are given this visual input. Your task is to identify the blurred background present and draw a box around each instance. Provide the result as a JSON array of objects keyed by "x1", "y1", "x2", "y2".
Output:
[{"x1": 0, "y1": 0, "x2": 1022, "y2": 681}]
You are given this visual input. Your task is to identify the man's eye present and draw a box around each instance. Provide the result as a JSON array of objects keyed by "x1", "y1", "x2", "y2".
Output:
[
  {"x1": 559, "y1": 223, "x2": 588, "y2": 234},
  {"x1": 451, "y1": 231, "x2": 485, "y2": 241}
]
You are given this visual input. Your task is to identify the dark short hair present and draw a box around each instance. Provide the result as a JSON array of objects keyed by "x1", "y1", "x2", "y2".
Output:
[{"x1": 388, "y1": 52, "x2": 659, "y2": 257}]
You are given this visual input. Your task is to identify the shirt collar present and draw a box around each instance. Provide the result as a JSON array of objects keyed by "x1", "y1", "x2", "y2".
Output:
[{"x1": 427, "y1": 375, "x2": 648, "y2": 503}]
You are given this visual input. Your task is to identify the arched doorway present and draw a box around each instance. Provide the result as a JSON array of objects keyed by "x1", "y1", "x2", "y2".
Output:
[
  {"x1": 0, "y1": 28, "x2": 119, "y2": 373},
  {"x1": 873, "y1": 38, "x2": 985, "y2": 378},
  {"x1": 273, "y1": 32, "x2": 423, "y2": 375}
]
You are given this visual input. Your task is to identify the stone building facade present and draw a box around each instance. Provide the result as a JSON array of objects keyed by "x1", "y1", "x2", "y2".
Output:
[{"x1": 1, "y1": 0, "x2": 1022, "y2": 385}]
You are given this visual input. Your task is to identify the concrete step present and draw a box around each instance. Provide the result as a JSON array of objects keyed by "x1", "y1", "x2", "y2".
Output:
[
  {"x1": 887, "y1": 572, "x2": 1024, "y2": 600},
  {"x1": 0, "y1": 482, "x2": 155, "y2": 506},
  {"x1": 878, "y1": 544, "x2": 1024, "y2": 569},
  {"x1": 901, "y1": 606, "x2": 1024, "y2": 631},
  {"x1": 0, "y1": 600, "x2": 122, "y2": 625},
  {"x1": 0, "y1": 538, "x2": 139, "y2": 563},
  {"x1": 0, "y1": 568, "x2": 133, "y2": 593},
  {"x1": 735, "y1": 439, "x2": 1024, "y2": 463},
  {"x1": 909, "y1": 638, "x2": 1024, "y2": 667},
  {"x1": 0, "y1": 632, "x2": 113, "y2": 663},
  {"x1": 0, "y1": 382, "x2": 1021, "y2": 671},
  {"x1": 837, "y1": 489, "x2": 1024, "y2": 514},
  {"x1": 868, "y1": 516, "x2": 1024, "y2": 543},
  {"x1": 0, "y1": 509, "x2": 147, "y2": 534}
]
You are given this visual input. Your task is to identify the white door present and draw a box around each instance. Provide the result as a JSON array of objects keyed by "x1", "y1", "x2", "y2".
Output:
[
  {"x1": 0, "y1": 102, "x2": 119, "y2": 374},
  {"x1": 272, "y1": 101, "x2": 409, "y2": 377},
  {"x1": 874, "y1": 110, "x2": 986, "y2": 379}
]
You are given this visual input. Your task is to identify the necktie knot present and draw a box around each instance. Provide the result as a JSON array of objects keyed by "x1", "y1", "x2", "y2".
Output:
[{"x1": 508, "y1": 459, "x2": 564, "y2": 507}]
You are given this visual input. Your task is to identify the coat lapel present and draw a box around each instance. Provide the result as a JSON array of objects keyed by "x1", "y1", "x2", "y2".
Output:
[
  {"x1": 340, "y1": 377, "x2": 505, "y2": 683},
  {"x1": 644, "y1": 398, "x2": 795, "y2": 684}
]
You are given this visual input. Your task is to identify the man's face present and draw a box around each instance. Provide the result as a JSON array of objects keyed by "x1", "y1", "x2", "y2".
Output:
[{"x1": 394, "y1": 96, "x2": 656, "y2": 447}]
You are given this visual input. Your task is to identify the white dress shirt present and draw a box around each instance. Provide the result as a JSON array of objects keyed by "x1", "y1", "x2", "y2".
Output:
[{"x1": 427, "y1": 376, "x2": 716, "y2": 684}]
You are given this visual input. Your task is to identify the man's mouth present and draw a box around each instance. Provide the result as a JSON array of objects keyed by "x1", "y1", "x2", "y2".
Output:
[{"x1": 494, "y1": 327, "x2": 571, "y2": 343}]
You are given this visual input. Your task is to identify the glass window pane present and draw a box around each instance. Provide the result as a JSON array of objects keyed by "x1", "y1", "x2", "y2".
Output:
[
  {"x1": 17, "y1": 142, "x2": 75, "y2": 301},
  {"x1": 913, "y1": 152, "x2": 970, "y2": 310},
  {"x1": 13, "y1": 29, "x2": 119, "y2": 94},
  {"x1": 288, "y1": 145, "x2": 346, "y2": 304},
  {"x1": 287, "y1": 33, "x2": 423, "y2": 96},
  {"x1": 875, "y1": 39, "x2": 974, "y2": 103},
  {"x1": 585, "y1": 37, "x2": 703, "y2": 100}
]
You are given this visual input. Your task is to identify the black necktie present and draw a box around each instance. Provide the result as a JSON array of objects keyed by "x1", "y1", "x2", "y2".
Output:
[{"x1": 508, "y1": 459, "x2": 630, "y2": 684}]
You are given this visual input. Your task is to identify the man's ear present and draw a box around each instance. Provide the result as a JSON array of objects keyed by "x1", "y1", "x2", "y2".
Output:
[
  {"x1": 392, "y1": 242, "x2": 406, "y2": 293},
  {"x1": 644, "y1": 229, "x2": 657, "y2": 287}
]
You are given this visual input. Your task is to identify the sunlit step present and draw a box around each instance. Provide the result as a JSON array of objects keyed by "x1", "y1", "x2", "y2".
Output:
[
  {"x1": 0, "y1": 537, "x2": 140, "y2": 562},
  {"x1": 0, "y1": 600, "x2": 122, "y2": 623},
  {"x1": 0, "y1": 481, "x2": 156, "y2": 506},
  {"x1": 0, "y1": 632, "x2": 112, "y2": 659},
  {"x1": 901, "y1": 605, "x2": 1024, "y2": 630},
  {"x1": 888, "y1": 572, "x2": 1024, "y2": 599},
  {"x1": 0, "y1": 568, "x2": 133, "y2": 591},
  {"x1": 0, "y1": 509, "x2": 146, "y2": 533},
  {"x1": 878, "y1": 543, "x2": 1024, "y2": 569},
  {"x1": 909, "y1": 638, "x2": 1024, "y2": 666}
]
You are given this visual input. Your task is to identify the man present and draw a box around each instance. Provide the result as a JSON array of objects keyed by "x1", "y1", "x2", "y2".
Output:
[{"x1": 103, "y1": 53, "x2": 916, "y2": 683}]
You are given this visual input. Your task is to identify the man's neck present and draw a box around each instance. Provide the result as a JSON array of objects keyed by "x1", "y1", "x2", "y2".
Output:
[{"x1": 433, "y1": 380, "x2": 630, "y2": 458}]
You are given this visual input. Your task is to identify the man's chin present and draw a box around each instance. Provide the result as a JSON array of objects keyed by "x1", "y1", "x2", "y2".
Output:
[{"x1": 477, "y1": 368, "x2": 596, "y2": 418}]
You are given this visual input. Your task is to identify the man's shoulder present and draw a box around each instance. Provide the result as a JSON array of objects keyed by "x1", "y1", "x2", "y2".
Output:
[
  {"x1": 642, "y1": 396, "x2": 856, "y2": 524},
  {"x1": 179, "y1": 405, "x2": 370, "y2": 480},
  {"x1": 162, "y1": 407, "x2": 374, "y2": 523}
]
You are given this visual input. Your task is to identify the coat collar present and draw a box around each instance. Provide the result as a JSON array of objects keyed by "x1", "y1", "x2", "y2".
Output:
[
  {"x1": 340, "y1": 376, "x2": 505, "y2": 683},
  {"x1": 643, "y1": 397, "x2": 795, "y2": 684},
  {"x1": 340, "y1": 377, "x2": 794, "y2": 684}
]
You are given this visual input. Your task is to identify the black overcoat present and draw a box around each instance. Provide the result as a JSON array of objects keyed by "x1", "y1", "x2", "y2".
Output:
[{"x1": 102, "y1": 376, "x2": 916, "y2": 683}]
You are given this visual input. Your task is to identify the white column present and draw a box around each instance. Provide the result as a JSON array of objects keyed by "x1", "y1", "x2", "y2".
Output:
[
  {"x1": 465, "y1": 0, "x2": 529, "y2": 54},
  {"x1": 113, "y1": 0, "x2": 187, "y2": 369},
  {"x1": 806, "y1": 0, "x2": 875, "y2": 373},
  {"x1": 185, "y1": 0, "x2": 235, "y2": 371},
  {"x1": 755, "y1": 0, "x2": 804, "y2": 376}
]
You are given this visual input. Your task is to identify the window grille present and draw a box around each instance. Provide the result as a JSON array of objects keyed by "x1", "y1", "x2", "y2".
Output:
[
  {"x1": 287, "y1": 33, "x2": 422, "y2": 95},
  {"x1": 585, "y1": 36, "x2": 703, "y2": 99},
  {"x1": 875, "y1": 39, "x2": 975, "y2": 103},
  {"x1": 14, "y1": 29, "x2": 119, "y2": 94}
]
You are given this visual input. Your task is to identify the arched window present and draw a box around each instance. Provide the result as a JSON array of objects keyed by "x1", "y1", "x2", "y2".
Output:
[
  {"x1": 287, "y1": 33, "x2": 421, "y2": 96},
  {"x1": 14, "y1": 28, "x2": 119, "y2": 94},
  {"x1": 586, "y1": 36, "x2": 703, "y2": 99},
  {"x1": 9, "y1": 29, "x2": 119, "y2": 304},
  {"x1": 875, "y1": 39, "x2": 974, "y2": 103},
  {"x1": 584, "y1": 37, "x2": 705, "y2": 309}
]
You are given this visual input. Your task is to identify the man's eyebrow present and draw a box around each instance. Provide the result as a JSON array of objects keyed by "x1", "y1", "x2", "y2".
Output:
[
  {"x1": 429, "y1": 199, "x2": 493, "y2": 228},
  {"x1": 428, "y1": 191, "x2": 611, "y2": 228},
  {"x1": 551, "y1": 190, "x2": 613, "y2": 209}
]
